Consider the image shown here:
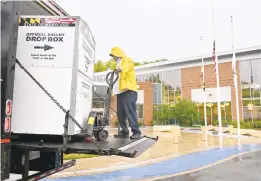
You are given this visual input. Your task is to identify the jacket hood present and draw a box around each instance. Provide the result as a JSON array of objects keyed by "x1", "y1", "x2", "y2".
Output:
[{"x1": 110, "y1": 46, "x2": 126, "y2": 58}]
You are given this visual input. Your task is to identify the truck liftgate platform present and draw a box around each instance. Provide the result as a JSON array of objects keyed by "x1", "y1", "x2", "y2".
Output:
[{"x1": 12, "y1": 136, "x2": 158, "y2": 158}]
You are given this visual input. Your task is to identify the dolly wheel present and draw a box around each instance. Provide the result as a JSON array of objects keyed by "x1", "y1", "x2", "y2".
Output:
[{"x1": 97, "y1": 130, "x2": 109, "y2": 141}]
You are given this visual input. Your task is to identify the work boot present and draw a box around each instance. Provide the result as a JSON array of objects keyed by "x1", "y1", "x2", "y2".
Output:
[
  {"x1": 114, "y1": 130, "x2": 129, "y2": 138},
  {"x1": 130, "y1": 132, "x2": 142, "y2": 139}
]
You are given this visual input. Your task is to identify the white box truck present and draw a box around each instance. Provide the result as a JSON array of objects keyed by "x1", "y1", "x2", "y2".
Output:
[
  {"x1": 12, "y1": 16, "x2": 95, "y2": 135},
  {"x1": 1, "y1": 3, "x2": 157, "y2": 180}
]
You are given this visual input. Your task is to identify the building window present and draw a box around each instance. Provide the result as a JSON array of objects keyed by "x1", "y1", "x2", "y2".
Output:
[
  {"x1": 240, "y1": 59, "x2": 261, "y2": 121},
  {"x1": 153, "y1": 83, "x2": 162, "y2": 104},
  {"x1": 174, "y1": 69, "x2": 182, "y2": 92},
  {"x1": 160, "y1": 70, "x2": 182, "y2": 104},
  {"x1": 136, "y1": 69, "x2": 182, "y2": 124}
]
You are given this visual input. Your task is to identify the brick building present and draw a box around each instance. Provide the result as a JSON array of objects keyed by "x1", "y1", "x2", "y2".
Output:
[{"x1": 93, "y1": 46, "x2": 261, "y2": 126}]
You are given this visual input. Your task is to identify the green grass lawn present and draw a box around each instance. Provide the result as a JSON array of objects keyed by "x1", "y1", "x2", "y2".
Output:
[{"x1": 63, "y1": 153, "x2": 99, "y2": 160}]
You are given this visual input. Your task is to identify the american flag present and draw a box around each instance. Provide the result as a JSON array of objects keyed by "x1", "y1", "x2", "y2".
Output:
[{"x1": 212, "y1": 40, "x2": 217, "y2": 72}]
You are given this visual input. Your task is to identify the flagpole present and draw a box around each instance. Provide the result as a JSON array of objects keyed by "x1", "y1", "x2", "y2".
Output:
[
  {"x1": 212, "y1": 0, "x2": 223, "y2": 138},
  {"x1": 201, "y1": 36, "x2": 208, "y2": 130},
  {"x1": 231, "y1": 16, "x2": 241, "y2": 136}
]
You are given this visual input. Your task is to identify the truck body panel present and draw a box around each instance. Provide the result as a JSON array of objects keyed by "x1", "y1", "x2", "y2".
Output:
[
  {"x1": 77, "y1": 19, "x2": 95, "y2": 79},
  {"x1": 1, "y1": 1, "x2": 21, "y2": 180},
  {"x1": 12, "y1": 67, "x2": 73, "y2": 135},
  {"x1": 11, "y1": 16, "x2": 95, "y2": 136},
  {"x1": 74, "y1": 73, "x2": 93, "y2": 133},
  {"x1": 73, "y1": 18, "x2": 95, "y2": 133}
]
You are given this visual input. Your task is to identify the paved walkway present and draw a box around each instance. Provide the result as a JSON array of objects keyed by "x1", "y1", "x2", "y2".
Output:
[
  {"x1": 45, "y1": 129, "x2": 261, "y2": 180},
  {"x1": 154, "y1": 150, "x2": 261, "y2": 181},
  {"x1": 46, "y1": 144, "x2": 261, "y2": 181}
]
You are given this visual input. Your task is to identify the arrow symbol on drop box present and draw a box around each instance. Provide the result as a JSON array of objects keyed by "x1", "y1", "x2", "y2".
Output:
[{"x1": 34, "y1": 44, "x2": 53, "y2": 51}]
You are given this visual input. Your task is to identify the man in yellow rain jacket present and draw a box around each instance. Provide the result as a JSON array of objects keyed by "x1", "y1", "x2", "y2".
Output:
[{"x1": 110, "y1": 46, "x2": 142, "y2": 139}]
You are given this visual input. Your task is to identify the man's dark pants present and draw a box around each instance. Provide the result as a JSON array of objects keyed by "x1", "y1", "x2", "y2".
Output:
[{"x1": 117, "y1": 90, "x2": 141, "y2": 135}]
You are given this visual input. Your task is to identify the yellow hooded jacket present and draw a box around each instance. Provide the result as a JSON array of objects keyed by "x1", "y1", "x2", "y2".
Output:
[{"x1": 110, "y1": 46, "x2": 137, "y2": 92}]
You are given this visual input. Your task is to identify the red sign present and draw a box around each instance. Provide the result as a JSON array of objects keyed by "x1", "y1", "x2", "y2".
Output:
[
  {"x1": 6, "y1": 100, "x2": 12, "y2": 115},
  {"x1": 4, "y1": 117, "x2": 11, "y2": 132}
]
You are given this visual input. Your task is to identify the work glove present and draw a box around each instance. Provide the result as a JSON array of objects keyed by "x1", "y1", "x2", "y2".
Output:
[{"x1": 113, "y1": 66, "x2": 121, "y2": 74}]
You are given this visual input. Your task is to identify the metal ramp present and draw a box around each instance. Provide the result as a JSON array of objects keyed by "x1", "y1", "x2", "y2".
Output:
[
  {"x1": 67, "y1": 136, "x2": 158, "y2": 157},
  {"x1": 11, "y1": 135, "x2": 158, "y2": 158}
]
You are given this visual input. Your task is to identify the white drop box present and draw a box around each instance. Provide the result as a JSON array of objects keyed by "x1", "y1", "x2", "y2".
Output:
[{"x1": 11, "y1": 16, "x2": 95, "y2": 135}]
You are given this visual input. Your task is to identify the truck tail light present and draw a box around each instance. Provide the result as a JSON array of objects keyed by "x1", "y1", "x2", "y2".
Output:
[
  {"x1": 6, "y1": 100, "x2": 12, "y2": 115},
  {"x1": 4, "y1": 117, "x2": 11, "y2": 132}
]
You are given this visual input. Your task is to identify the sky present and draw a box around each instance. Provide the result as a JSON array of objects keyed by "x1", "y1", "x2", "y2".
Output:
[{"x1": 55, "y1": 0, "x2": 261, "y2": 63}]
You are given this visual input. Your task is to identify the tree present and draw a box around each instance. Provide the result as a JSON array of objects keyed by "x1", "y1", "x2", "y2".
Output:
[
  {"x1": 105, "y1": 59, "x2": 117, "y2": 70},
  {"x1": 134, "y1": 62, "x2": 142, "y2": 66},
  {"x1": 94, "y1": 60, "x2": 107, "y2": 72},
  {"x1": 153, "y1": 104, "x2": 173, "y2": 125},
  {"x1": 173, "y1": 99, "x2": 199, "y2": 126}
]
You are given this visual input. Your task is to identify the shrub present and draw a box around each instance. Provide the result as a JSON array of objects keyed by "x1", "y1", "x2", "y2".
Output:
[
  {"x1": 153, "y1": 99, "x2": 199, "y2": 126},
  {"x1": 212, "y1": 119, "x2": 232, "y2": 127},
  {"x1": 114, "y1": 120, "x2": 119, "y2": 127},
  {"x1": 243, "y1": 121, "x2": 254, "y2": 129},
  {"x1": 198, "y1": 119, "x2": 261, "y2": 129},
  {"x1": 253, "y1": 121, "x2": 261, "y2": 129},
  {"x1": 232, "y1": 120, "x2": 261, "y2": 129},
  {"x1": 231, "y1": 120, "x2": 244, "y2": 128},
  {"x1": 151, "y1": 120, "x2": 154, "y2": 126},
  {"x1": 153, "y1": 104, "x2": 172, "y2": 125}
]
